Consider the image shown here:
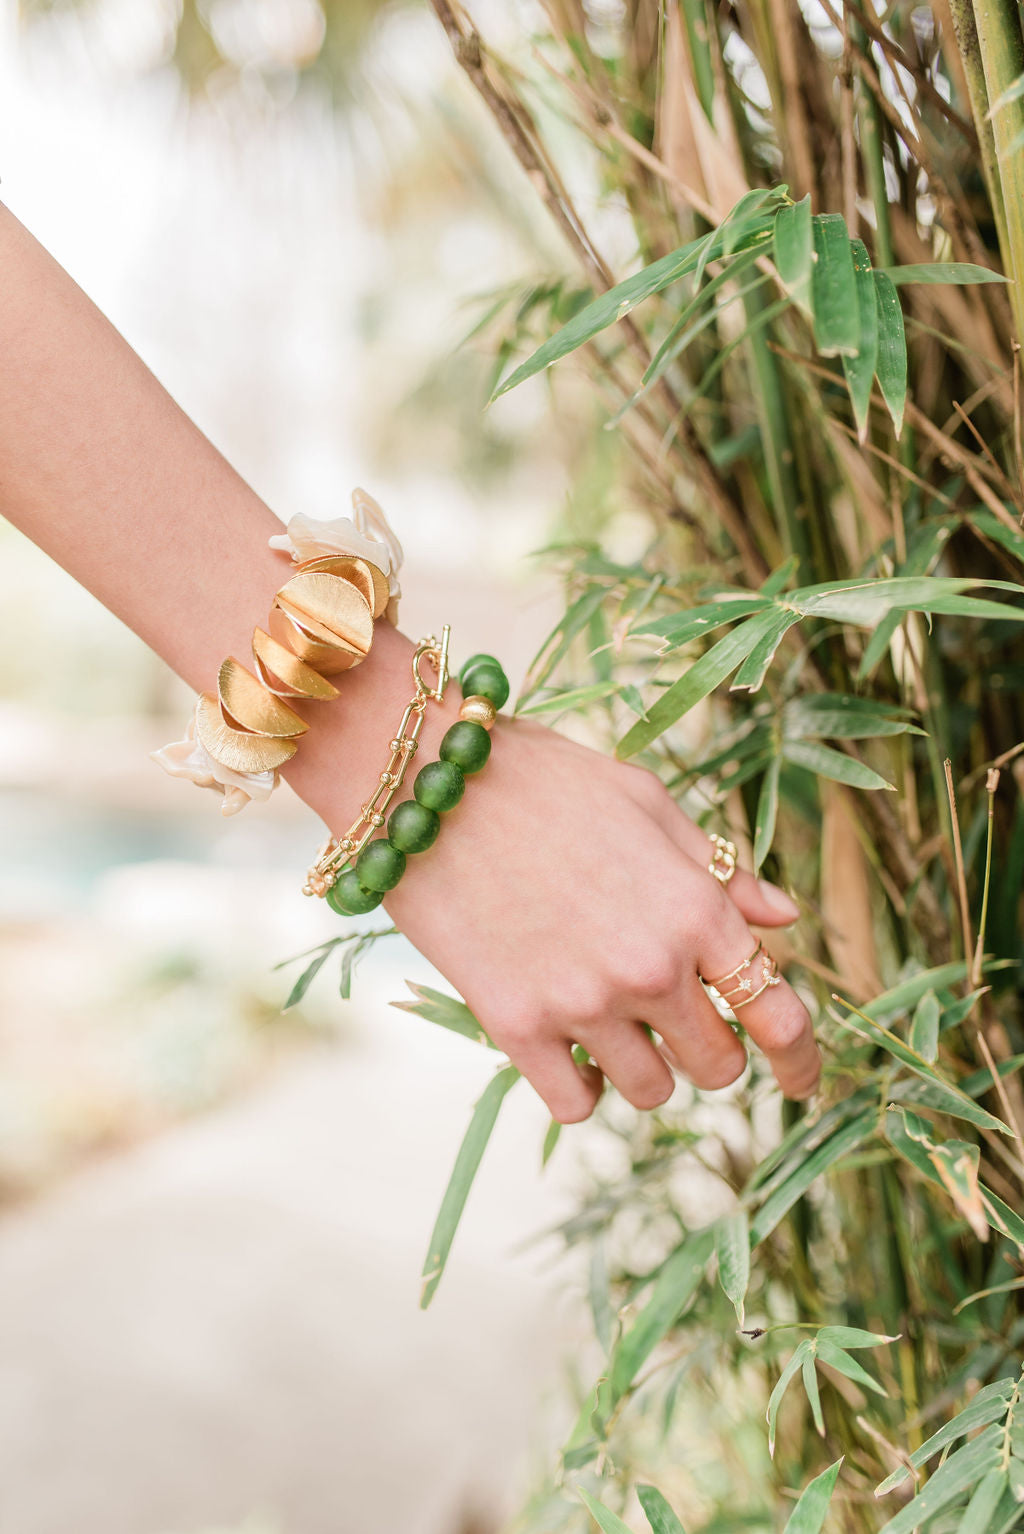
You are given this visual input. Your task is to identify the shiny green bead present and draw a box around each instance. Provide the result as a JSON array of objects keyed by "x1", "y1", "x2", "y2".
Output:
[
  {"x1": 413, "y1": 759, "x2": 465, "y2": 812},
  {"x1": 458, "y1": 652, "x2": 496, "y2": 690},
  {"x1": 460, "y1": 662, "x2": 509, "y2": 710},
  {"x1": 440, "y1": 720, "x2": 491, "y2": 775},
  {"x1": 388, "y1": 799, "x2": 441, "y2": 854},
  {"x1": 355, "y1": 838, "x2": 407, "y2": 892},
  {"x1": 326, "y1": 871, "x2": 384, "y2": 916}
]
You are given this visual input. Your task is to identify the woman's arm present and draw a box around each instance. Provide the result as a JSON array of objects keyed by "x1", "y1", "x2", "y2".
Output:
[{"x1": 0, "y1": 203, "x2": 821, "y2": 1118}]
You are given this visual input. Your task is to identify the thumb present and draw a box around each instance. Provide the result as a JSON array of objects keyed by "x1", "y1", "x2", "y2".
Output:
[{"x1": 726, "y1": 869, "x2": 801, "y2": 926}]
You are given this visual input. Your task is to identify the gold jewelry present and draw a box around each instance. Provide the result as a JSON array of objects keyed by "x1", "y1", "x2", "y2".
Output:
[
  {"x1": 708, "y1": 833, "x2": 738, "y2": 885},
  {"x1": 700, "y1": 940, "x2": 782, "y2": 1007},
  {"x1": 304, "y1": 629, "x2": 450, "y2": 896}
]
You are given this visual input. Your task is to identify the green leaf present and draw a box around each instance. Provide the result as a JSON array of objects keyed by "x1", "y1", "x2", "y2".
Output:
[
  {"x1": 802, "y1": 1350, "x2": 825, "y2": 1436},
  {"x1": 873, "y1": 270, "x2": 907, "y2": 437},
  {"x1": 393, "y1": 982, "x2": 496, "y2": 1048},
  {"x1": 492, "y1": 208, "x2": 777, "y2": 398},
  {"x1": 730, "y1": 611, "x2": 802, "y2": 691},
  {"x1": 786, "y1": 573, "x2": 1024, "y2": 625},
  {"x1": 875, "y1": 1379, "x2": 1016, "y2": 1494},
  {"x1": 858, "y1": 960, "x2": 971, "y2": 1022},
  {"x1": 523, "y1": 585, "x2": 610, "y2": 697},
  {"x1": 679, "y1": 0, "x2": 714, "y2": 120},
  {"x1": 541, "y1": 1117, "x2": 562, "y2": 1167},
  {"x1": 634, "y1": 595, "x2": 771, "y2": 646},
  {"x1": 782, "y1": 692, "x2": 921, "y2": 741},
  {"x1": 816, "y1": 1339, "x2": 888, "y2": 1396},
  {"x1": 750, "y1": 1110, "x2": 878, "y2": 1245},
  {"x1": 980, "y1": 1186, "x2": 1024, "y2": 1251},
  {"x1": 910, "y1": 991, "x2": 941, "y2": 1062},
  {"x1": 715, "y1": 1210, "x2": 751, "y2": 1326},
  {"x1": 816, "y1": 1326, "x2": 900, "y2": 1349},
  {"x1": 752, "y1": 757, "x2": 781, "y2": 874},
  {"x1": 618, "y1": 609, "x2": 787, "y2": 757},
  {"x1": 960, "y1": 1468, "x2": 1009, "y2": 1534},
  {"x1": 609, "y1": 1229, "x2": 714, "y2": 1399},
  {"x1": 419, "y1": 1064, "x2": 521, "y2": 1309},
  {"x1": 578, "y1": 1489, "x2": 633, "y2": 1534},
  {"x1": 642, "y1": 247, "x2": 766, "y2": 393},
  {"x1": 282, "y1": 944, "x2": 335, "y2": 1009},
  {"x1": 767, "y1": 1340, "x2": 812, "y2": 1457},
  {"x1": 877, "y1": 1425, "x2": 1003, "y2": 1533},
  {"x1": 782, "y1": 739, "x2": 895, "y2": 791},
  {"x1": 889, "y1": 1072, "x2": 1013, "y2": 1135},
  {"x1": 783, "y1": 1458, "x2": 843, "y2": 1534},
  {"x1": 842, "y1": 239, "x2": 879, "y2": 441},
  {"x1": 810, "y1": 214, "x2": 860, "y2": 356},
  {"x1": 879, "y1": 261, "x2": 1010, "y2": 285},
  {"x1": 637, "y1": 1484, "x2": 687, "y2": 1534},
  {"x1": 774, "y1": 195, "x2": 814, "y2": 316},
  {"x1": 517, "y1": 680, "x2": 624, "y2": 716}
]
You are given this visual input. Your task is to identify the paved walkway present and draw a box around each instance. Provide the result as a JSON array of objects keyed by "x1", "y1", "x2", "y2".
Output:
[{"x1": 0, "y1": 992, "x2": 601, "y2": 1534}]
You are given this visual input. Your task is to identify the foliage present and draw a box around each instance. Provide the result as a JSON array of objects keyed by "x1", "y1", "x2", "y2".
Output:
[{"x1": 404, "y1": 0, "x2": 1024, "y2": 1529}]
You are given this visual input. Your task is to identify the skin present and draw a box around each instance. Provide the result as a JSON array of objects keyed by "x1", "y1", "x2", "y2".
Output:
[{"x1": 0, "y1": 203, "x2": 822, "y2": 1121}]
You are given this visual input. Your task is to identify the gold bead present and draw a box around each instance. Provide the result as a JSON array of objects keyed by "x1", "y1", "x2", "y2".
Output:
[{"x1": 459, "y1": 694, "x2": 497, "y2": 730}]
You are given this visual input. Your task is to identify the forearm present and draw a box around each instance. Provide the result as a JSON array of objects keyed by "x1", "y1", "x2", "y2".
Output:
[{"x1": 0, "y1": 202, "x2": 424, "y2": 824}]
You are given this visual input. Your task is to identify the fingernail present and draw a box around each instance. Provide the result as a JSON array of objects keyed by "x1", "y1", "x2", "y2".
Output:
[{"x1": 757, "y1": 879, "x2": 800, "y2": 922}]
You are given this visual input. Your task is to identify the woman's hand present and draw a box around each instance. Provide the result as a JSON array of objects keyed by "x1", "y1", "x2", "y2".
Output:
[{"x1": 376, "y1": 709, "x2": 822, "y2": 1123}]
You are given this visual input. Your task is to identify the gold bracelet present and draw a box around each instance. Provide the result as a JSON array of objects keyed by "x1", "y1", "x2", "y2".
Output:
[{"x1": 304, "y1": 629, "x2": 451, "y2": 897}]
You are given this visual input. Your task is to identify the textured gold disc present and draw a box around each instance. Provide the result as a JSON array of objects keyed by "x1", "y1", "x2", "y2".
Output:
[
  {"x1": 195, "y1": 693, "x2": 298, "y2": 772},
  {"x1": 296, "y1": 555, "x2": 389, "y2": 621},
  {"x1": 216, "y1": 657, "x2": 309, "y2": 738},
  {"x1": 275, "y1": 571, "x2": 374, "y2": 657},
  {"x1": 251, "y1": 627, "x2": 339, "y2": 700},
  {"x1": 267, "y1": 604, "x2": 364, "y2": 675}
]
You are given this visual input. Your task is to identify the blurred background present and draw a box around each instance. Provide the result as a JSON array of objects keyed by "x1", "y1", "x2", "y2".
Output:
[{"x1": 0, "y1": 2, "x2": 630, "y2": 1529}]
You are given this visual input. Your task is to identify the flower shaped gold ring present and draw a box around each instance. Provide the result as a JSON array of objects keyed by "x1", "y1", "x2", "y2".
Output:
[{"x1": 707, "y1": 833, "x2": 738, "y2": 885}]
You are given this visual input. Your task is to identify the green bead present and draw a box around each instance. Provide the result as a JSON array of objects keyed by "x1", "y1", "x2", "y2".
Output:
[
  {"x1": 458, "y1": 652, "x2": 496, "y2": 690},
  {"x1": 440, "y1": 720, "x2": 492, "y2": 775},
  {"x1": 388, "y1": 799, "x2": 441, "y2": 854},
  {"x1": 355, "y1": 838, "x2": 407, "y2": 892},
  {"x1": 460, "y1": 662, "x2": 509, "y2": 710},
  {"x1": 326, "y1": 871, "x2": 384, "y2": 916},
  {"x1": 413, "y1": 759, "x2": 465, "y2": 812}
]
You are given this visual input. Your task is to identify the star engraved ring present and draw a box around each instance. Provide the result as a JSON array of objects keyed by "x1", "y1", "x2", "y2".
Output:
[
  {"x1": 707, "y1": 833, "x2": 738, "y2": 885},
  {"x1": 700, "y1": 938, "x2": 782, "y2": 1009}
]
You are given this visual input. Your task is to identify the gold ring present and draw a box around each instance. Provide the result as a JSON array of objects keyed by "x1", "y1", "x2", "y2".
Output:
[
  {"x1": 700, "y1": 943, "x2": 782, "y2": 1006},
  {"x1": 708, "y1": 833, "x2": 738, "y2": 885}
]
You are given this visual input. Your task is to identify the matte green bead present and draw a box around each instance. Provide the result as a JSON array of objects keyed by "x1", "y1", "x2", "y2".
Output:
[
  {"x1": 460, "y1": 662, "x2": 509, "y2": 710},
  {"x1": 413, "y1": 759, "x2": 465, "y2": 812},
  {"x1": 388, "y1": 799, "x2": 441, "y2": 854},
  {"x1": 459, "y1": 652, "x2": 497, "y2": 690},
  {"x1": 355, "y1": 838, "x2": 407, "y2": 892},
  {"x1": 440, "y1": 720, "x2": 492, "y2": 775},
  {"x1": 326, "y1": 871, "x2": 384, "y2": 916}
]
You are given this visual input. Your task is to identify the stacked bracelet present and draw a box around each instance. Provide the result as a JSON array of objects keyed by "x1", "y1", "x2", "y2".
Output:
[{"x1": 304, "y1": 638, "x2": 510, "y2": 915}]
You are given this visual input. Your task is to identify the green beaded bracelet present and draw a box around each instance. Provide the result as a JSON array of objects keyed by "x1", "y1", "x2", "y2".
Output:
[{"x1": 309, "y1": 643, "x2": 510, "y2": 917}]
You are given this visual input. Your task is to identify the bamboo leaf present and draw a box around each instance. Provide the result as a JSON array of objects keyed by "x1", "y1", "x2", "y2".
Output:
[
  {"x1": 879, "y1": 262, "x2": 1009, "y2": 285},
  {"x1": 542, "y1": 1117, "x2": 561, "y2": 1166},
  {"x1": 634, "y1": 595, "x2": 771, "y2": 646},
  {"x1": 730, "y1": 612, "x2": 802, "y2": 691},
  {"x1": 783, "y1": 692, "x2": 922, "y2": 741},
  {"x1": 609, "y1": 1229, "x2": 714, "y2": 1399},
  {"x1": 873, "y1": 269, "x2": 907, "y2": 437},
  {"x1": 816, "y1": 1339, "x2": 888, "y2": 1396},
  {"x1": 783, "y1": 1458, "x2": 843, "y2": 1534},
  {"x1": 618, "y1": 610, "x2": 787, "y2": 757},
  {"x1": 282, "y1": 944, "x2": 335, "y2": 1010},
  {"x1": 876, "y1": 1378, "x2": 1015, "y2": 1484},
  {"x1": 959, "y1": 1467, "x2": 1008, "y2": 1534},
  {"x1": 774, "y1": 195, "x2": 814, "y2": 316},
  {"x1": 393, "y1": 982, "x2": 496, "y2": 1048},
  {"x1": 980, "y1": 1185, "x2": 1024, "y2": 1251},
  {"x1": 782, "y1": 739, "x2": 895, "y2": 791},
  {"x1": 636, "y1": 1485, "x2": 687, "y2": 1534},
  {"x1": 816, "y1": 1326, "x2": 900, "y2": 1349},
  {"x1": 909, "y1": 990, "x2": 941, "y2": 1062},
  {"x1": 577, "y1": 1488, "x2": 633, "y2": 1534},
  {"x1": 750, "y1": 1110, "x2": 878, "y2": 1245},
  {"x1": 752, "y1": 756, "x2": 781, "y2": 873},
  {"x1": 679, "y1": 0, "x2": 714, "y2": 121},
  {"x1": 715, "y1": 1210, "x2": 750, "y2": 1326},
  {"x1": 810, "y1": 213, "x2": 860, "y2": 356},
  {"x1": 516, "y1": 680, "x2": 624, "y2": 716},
  {"x1": 419, "y1": 1064, "x2": 521, "y2": 1309},
  {"x1": 767, "y1": 1340, "x2": 812, "y2": 1457},
  {"x1": 642, "y1": 247, "x2": 765, "y2": 391},
  {"x1": 877, "y1": 1425, "x2": 1003, "y2": 1533},
  {"x1": 523, "y1": 585, "x2": 609, "y2": 697},
  {"x1": 802, "y1": 1350, "x2": 825, "y2": 1436},
  {"x1": 842, "y1": 239, "x2": 879, "y2": 441}
]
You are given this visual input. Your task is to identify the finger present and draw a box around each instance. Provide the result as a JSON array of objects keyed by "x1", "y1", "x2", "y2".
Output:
[
  {"x1": 696, "y1": 903, "x2": 821, "y2": 1100},
  {"x1": 573, "y1": 1019, "x2": 676, "y2": 1110},
  {"x1": 496, "y1": 1032, "x2": 604, "y2": 1124},
  {"x1": 647, "y1": 976, "x2": 750, "y2": 1092},
  {"x1": 648, "y1": 795, "x2": 800, "y2": 926}
]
